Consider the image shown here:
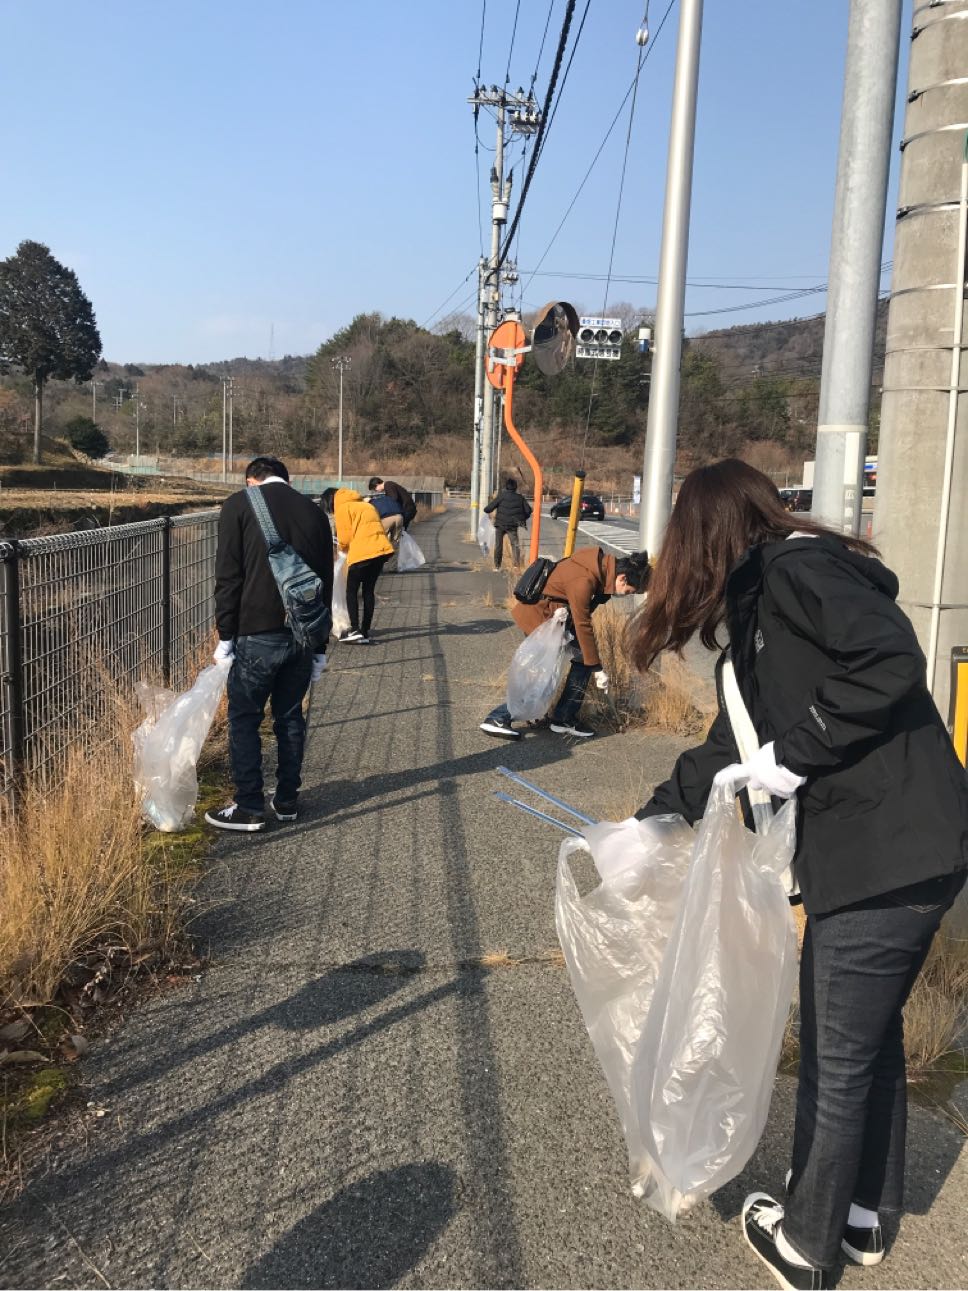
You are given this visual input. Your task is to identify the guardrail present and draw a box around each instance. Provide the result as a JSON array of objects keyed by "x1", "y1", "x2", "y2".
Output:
[{"x1": 0, "y1": 511, "x2": 219, "y2": 808}]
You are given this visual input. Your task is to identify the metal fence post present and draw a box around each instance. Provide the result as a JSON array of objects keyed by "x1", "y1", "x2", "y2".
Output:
[
  {"x1": 161, "y1": 519, "x2": 172, "y2": 686},
  {"x1": 3, "y1": 542, "x2": 25, "y2": 807}
]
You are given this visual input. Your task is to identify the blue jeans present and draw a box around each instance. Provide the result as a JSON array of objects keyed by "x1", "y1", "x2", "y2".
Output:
[
  {"x1": 784, "y1": 869, "x2": 966, "y2": 1267},
  {"x1": 227, "y1": 631, "x2": 313, "y2": 813},
  {"x1": 484, "y1": 661, "x2": 596, "y2": 726}
]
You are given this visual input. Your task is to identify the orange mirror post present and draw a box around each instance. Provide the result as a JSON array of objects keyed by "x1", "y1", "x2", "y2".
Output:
[{"x1": 501, "y1": 364, "x2": 543, "y2": 564}]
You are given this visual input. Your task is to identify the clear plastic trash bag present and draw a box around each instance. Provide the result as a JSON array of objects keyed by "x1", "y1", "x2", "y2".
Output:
[
  {"x1": 332, "y1": 552, "x2": 350, "y2": 637},
  {"x1": 478, "y1": 512, "x2": 496, "y2": 556},
  {"x1": 132, "y1": 659, "x2": 231, "y2": 832},
  {"x1": 556, "y1": 782, "x2": 798, "y2": 1221},
  {"x1": 506, "y1": 606, "x2": 570, "y2": 721},
  {"x1": 397, "y1": 531, "x2": 427, "y2": 571},
  {"x1": 555, "y1": 813, "x2": 695, "y2": 1150}
]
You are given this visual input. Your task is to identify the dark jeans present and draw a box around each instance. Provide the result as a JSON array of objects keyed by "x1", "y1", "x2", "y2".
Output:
[
  {"x1": 346, "y1": 554, "x2": 389, "y2": 635},
  {"x1": 784, "y1": 869, "x2": 966, "y2": 1268},
  {"x1": 227, "y1": 631, "x2": 313, "y2": 813},
  {"x1": 494, "y1": 527, "x2": 520, "y2": 570},
  {"x1": 484, "y1": 660, "x2": 595, "y2": 727}
]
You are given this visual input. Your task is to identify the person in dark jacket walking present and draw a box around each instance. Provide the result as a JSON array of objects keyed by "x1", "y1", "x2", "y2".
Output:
[
  {"x1": 480, "y1": 547, "x2": 651, "y2": 740},
  {"x1": 484, "y1": 478, "x2": 532, "y2": 569},
  {"x1": 630, "y1": 459, "x2": 968, "y2": 1290},
  {"x1": 207, "y1": 456, "x2": 333, "y2": 832},
  {"x1": 369, "y1": 477, "x2": 417, "y2": 530}
]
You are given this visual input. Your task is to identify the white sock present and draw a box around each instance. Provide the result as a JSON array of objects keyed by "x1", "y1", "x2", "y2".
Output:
[
  {"x1": 848, "y1": 1201, "x2": 879, "y2": 1228},
  {"x1": 776, "y1": 1225, "x2": 813, "y2": 1269}
]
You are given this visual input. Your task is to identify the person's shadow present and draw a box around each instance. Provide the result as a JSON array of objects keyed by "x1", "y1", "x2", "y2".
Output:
[{"x1": 241, "y1": 1162, "x2": 458, "y2": 1289}]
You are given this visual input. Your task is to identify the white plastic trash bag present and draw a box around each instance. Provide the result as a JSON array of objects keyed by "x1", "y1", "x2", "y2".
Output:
[
  {"x1": 132, "y1": 660, "x2": 231, "y2": 832},
  {"x1": 556, "y1": 783, "x2": 798, "y2": 1222},
  {"x1": 478, "y1": 512, "x2": 496, "y2": 556},
  {"x1": 634, "y1": 784, "x2": 797, "y2": 1219},
  {"x1": 506, "y1": 606, "x2": 570, "y2": 721},
  {"x1": 332, "y1": 552, "x2": 350, "y2": 636},
  {"x1": 397, "y1": 531, "x2": 427, "y2": 571},
  {"x1": 555, "y1": 813, "x2": 695, "y2": 1151}
]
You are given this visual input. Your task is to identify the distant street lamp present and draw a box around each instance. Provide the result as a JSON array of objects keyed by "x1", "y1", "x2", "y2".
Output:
[{"x1": 330, "y1": 355, "x2": 352, "y2": 482}]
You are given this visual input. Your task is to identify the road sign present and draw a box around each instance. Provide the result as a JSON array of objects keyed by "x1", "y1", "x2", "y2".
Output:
[
  {"x1": 576, "y1": 316, "x2": 623, "y2": 361},
  {"x1": 486, "y1": 319, "x2": 527, "y2": 389}
]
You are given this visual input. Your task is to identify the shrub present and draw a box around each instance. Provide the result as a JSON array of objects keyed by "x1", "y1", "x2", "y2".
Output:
[{"x1": 63, "y1": 415, "x2": 109, "y2": 459}]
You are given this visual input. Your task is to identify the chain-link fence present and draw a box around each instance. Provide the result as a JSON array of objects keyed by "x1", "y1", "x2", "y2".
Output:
[{"x1": 0, "y1": 511, "x2": 219, "y2": 808}]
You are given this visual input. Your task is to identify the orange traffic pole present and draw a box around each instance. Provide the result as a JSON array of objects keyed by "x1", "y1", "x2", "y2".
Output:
[{"x1": 502, "y1": 364, "x2": 543, "y2": 563}]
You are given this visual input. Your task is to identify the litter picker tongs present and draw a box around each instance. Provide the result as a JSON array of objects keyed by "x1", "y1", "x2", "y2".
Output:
[{"x1": 493, "y1": 765, "x2": 599, "y2": 837}]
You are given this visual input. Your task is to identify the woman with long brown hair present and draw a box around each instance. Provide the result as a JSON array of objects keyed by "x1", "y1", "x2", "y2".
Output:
[{"x1": 631, "y1": 459, "x2": 968, "y2": 1290}]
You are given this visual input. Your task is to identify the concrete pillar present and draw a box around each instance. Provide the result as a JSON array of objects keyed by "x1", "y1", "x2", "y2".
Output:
[{"x1": 875, "y1": 0, "x2": 968, "y2": 717}]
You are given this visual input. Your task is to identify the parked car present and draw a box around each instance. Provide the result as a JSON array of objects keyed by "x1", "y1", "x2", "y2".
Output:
[
  {"x1": 778, "y1": 487, "x2": 813, "y2": 513},
  {"x1": 550, "y1": 493, "x2": 606, "y2": 521}
]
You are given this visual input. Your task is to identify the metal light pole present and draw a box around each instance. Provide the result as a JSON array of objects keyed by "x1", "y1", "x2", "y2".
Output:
[
  {"x1": 227, "y1": 377, "x2": 234, "y2": 476},
  {"x1": 331, "y1": 355, "x2": 352, "y2": 482},
  {"x1": 470, "y1": 257, "x2": 486, "y2": 537},
  {"x1": 638, "y1": 0, "x2": 704, "y2": 556},
  {"x1": 812, "y1": 0, "x2": 902, "y2": 533},
  {"x1": 221, "y1": 379, "x2": 228, "y2": 482},
  {"x1": 91, "y1": 379, "x2": 102, "y2": 424}
]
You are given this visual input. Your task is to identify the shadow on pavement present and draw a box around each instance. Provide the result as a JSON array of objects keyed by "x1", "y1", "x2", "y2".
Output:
[
  {"x1": 240, "y1": 1162, "x2": 458, "y2": 1290},
  {"x1": 96, "y1": 951, "x2": 428, "y2": 1099}
]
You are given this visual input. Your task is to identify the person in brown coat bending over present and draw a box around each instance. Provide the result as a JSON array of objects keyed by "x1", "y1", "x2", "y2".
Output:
[{"x1": 480, "y1": 546, "x2": 651, "y2": 740}]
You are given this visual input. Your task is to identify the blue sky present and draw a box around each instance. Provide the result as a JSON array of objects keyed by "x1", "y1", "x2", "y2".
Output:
[{"x1": 0, "y1": 0, "x2": 910, "y2": 364}]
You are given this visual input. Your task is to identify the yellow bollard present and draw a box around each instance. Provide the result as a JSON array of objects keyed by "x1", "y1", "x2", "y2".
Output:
[
  {"x1": 951, "y1": 646, "x2": 968, "y2": 767},
  {"x1": 562, "y1": 470, "x2": 586, "y2": 559}
]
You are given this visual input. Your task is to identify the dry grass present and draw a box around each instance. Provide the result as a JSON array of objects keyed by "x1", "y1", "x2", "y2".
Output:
[
  {"x1": 903, "y1": 923, "x2": 968, "y2": 1079},
  {"x1": 1, "y1": 646, "x2": 226, "y2": 1011},
  {"x1": 587, "y1": 606, "x2": 706, "y2": 735},
  {"x1": 0, "y1": 740, "x2": 181, "y2": 1010}
]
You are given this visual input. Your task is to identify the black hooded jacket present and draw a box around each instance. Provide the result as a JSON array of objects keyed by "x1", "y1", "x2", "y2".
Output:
[
  {"x1": 484, "y1": 487, "x2": 532, "y2": 531},
  {"x1": 638, "y1": 535, "x2": 968, "y2": 914}
]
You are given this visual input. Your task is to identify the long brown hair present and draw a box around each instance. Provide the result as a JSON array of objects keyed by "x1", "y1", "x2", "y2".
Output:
[{"x1": 629, "y1": 459, "x2": 878, "y2": 672}]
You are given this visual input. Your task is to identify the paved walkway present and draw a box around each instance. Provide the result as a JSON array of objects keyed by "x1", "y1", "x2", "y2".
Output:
[{"x1": 1, "y1": 510, "x2": 965, "y2": 1289}]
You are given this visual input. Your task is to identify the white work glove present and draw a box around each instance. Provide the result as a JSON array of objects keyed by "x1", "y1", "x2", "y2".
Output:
[
  {"x1": 311, "y1": 653, "x2": 328, "y2": 683},
  {"x1": 713, "y1": 741, "x2": 806, "y2": 799},
  {"x1": 213, "y1": 638, "x2": 235, "y2": 664},
  {"x1": 594, "y1": 670, "x2": 610, "y2": 694}
]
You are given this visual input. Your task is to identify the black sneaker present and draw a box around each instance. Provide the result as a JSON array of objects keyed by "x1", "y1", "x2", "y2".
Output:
[
  {"x1": 270, "y1": 796, "x2": 298, "y2": 822},
  {"x1": 204, "y1": 803, "x2": 266, "y2": 832},
  {"x1": 785, "y1": 1170, "x2": 883, "y2": 1266},
  {"x1": 841, "y1": 1222, "x2": 884, "y2": 1266},
  {"x1": 479, "y1": 716, "x2": 521, "y2": 739},
  {"x1": 742, "y1": 1193, "x2": 828, "y2": 1290},
  {"x1": 549, "y1": 720, "x2": 595, "y2": 739}
]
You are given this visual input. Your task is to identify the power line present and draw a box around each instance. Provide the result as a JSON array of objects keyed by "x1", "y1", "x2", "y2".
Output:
[
  {"x1": 582, "y1": 30, "x2": 649, "y2": 463},
  {"x1": 497, "y1": 0, "x2": 579, "y2": 271},
  {"x1": 519, "y1": 0, "x2": 676, "y2": 296},
  {"x1": 504, "y1": 0, "x2": 522, "y2": 83},
  {"x1": 530, "y1": 0, "x2": 557, "y2": 93},
  {"x1": 421, "y1": 266, "x2": 478, "y2": 329}
]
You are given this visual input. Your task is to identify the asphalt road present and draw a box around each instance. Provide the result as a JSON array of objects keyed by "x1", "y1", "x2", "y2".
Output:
[{"x1": 1, "y1": 509, "x2": 965, "y2": 1289}]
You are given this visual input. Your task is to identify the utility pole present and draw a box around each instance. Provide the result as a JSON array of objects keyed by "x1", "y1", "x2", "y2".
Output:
[
  {"x1": 638, "y1": 0, "x2": 704, "y2": 556},
  {"x1": 227, "y1": 377, "x2": 234, "y2": 475},
  {"x1": 221, "y1": 378, "x2": 228, "y2": 482},
  {"x1": 468, "y1": 86, "x2": 539, "y2": 510},
  {"x1": 91, "y1": 379, "x2": 102, "y2": 424},
  {"x1": 470, "y1": 257, "x2": 486, "y2": 536},
  {"x1": 876, "y1": 0, "x2": 968, "y2": 715},
  {"x1": 331, "y1": 355, "x2": 351, "y2": 482},
  {"x1": 812, "y1": 0, "x2": 902, "y2": 533}
]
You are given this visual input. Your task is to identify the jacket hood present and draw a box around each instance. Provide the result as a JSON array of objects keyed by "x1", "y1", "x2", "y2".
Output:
[
  {"x1": 568, "y1": 545, "x2": 617, "y2": 592},
  {"x1": 758, "y1": 533, "x2": 899, "y2": 601},
  {"x1": 335, "y1": 488, "x2": 362, "y2": 505}
]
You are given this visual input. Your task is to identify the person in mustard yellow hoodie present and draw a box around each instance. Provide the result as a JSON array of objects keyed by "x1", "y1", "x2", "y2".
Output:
[{"x1": 321, "y1": 487, "x2": 394, "y2": 643}]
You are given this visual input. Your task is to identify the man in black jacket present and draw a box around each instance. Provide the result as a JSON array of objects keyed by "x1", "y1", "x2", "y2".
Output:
[
  {"x1": 369, "y1": 477, "x2": 417, "y2": 530},
  {"x1": 484, "y1": 477, "x2": 532, "y2": 569},
  {"x1": 206, "y1": 456, "x2": 333, "y2": 833}
]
